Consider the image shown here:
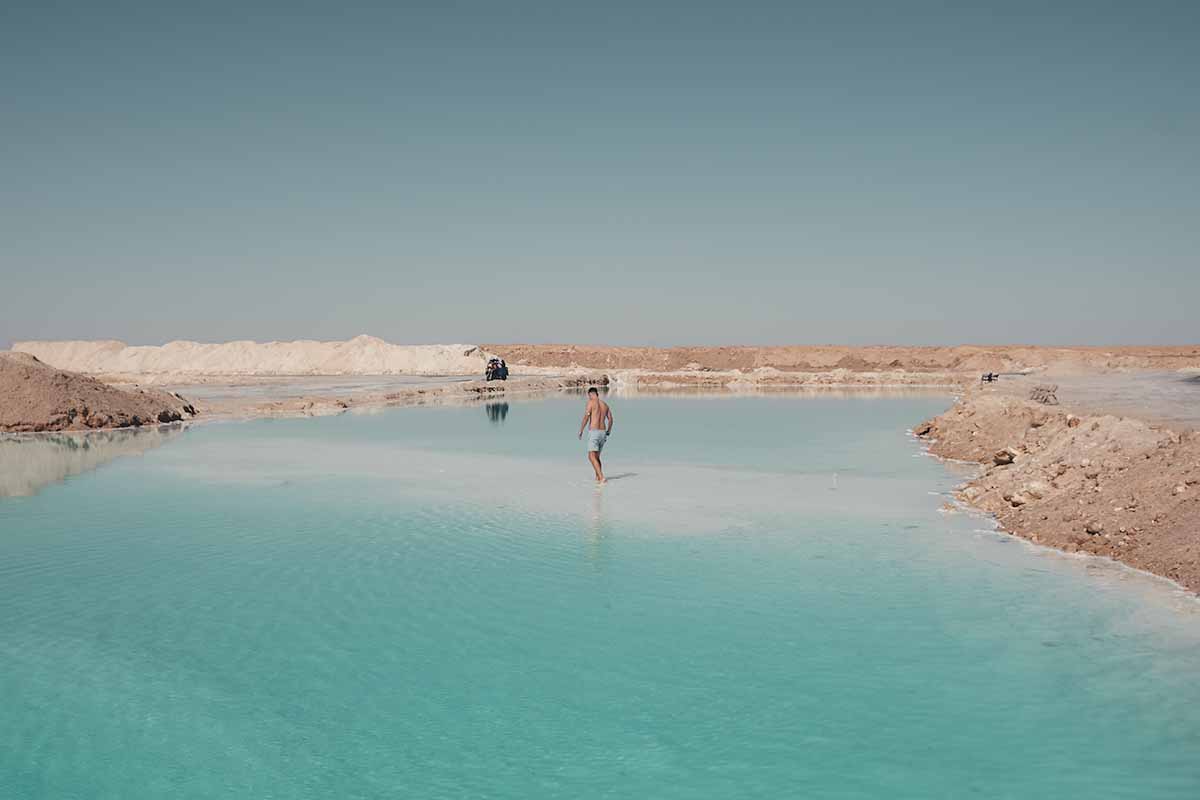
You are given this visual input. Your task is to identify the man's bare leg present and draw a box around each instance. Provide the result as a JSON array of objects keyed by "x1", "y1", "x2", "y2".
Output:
[{"x1": 588, "y1": 451, "x2": 605, "y2": 483}]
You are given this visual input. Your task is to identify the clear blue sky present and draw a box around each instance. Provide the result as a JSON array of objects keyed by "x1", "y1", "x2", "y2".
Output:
[{"x1": 3, "y1": 1, "x2": 1197, "y2": 347}]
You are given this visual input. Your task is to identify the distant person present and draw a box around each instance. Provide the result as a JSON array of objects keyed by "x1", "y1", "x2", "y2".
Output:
[{"x1": 577, "y1": 387, "x2": 613, "y2": 483}]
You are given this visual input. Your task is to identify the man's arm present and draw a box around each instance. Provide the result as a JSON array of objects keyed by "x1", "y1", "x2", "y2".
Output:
[
  {"x1": 579, "y1": 410, "x2": 590, "y2": 439},
  {"x1": 605, "y1": 406, "x2": 613, "y2": 435}
]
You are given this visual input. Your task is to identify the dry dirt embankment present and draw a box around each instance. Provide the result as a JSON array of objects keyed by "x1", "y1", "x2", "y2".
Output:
[
  {"x1": 0, "y1": 352, "x2": 197, "y2": 433},
  {"x1": 914, "y1": 390, "x2": 1200, "y2": 592},
  {"x1": 486, "y1": 344, "x2": 1200, "y2": 388},
  {"x1": 487, "y1": 344, "x2": 1200, "y2": 373}
]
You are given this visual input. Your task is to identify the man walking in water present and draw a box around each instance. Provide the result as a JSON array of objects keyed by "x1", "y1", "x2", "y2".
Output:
[{"x1": 577, "y1": 387, "x2": 613, "y2": 483}]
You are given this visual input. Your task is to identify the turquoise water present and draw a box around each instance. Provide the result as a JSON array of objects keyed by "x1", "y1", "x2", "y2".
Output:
[{"x1": 2, "y1": 394, "x2": 1199, "y2": 798}]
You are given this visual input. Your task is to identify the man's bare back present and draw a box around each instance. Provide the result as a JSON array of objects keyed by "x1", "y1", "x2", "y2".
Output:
[{"x1": 586, "y1": 398, "x2": 610, "y2": 430}]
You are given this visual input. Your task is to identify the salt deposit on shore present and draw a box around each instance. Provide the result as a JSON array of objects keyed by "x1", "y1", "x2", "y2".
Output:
[{"x1": 13, "y1": 336, "x2": 495, "y2": 379}]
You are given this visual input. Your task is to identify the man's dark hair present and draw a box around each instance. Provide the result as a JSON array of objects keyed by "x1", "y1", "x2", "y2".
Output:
[{"x1": 588, "y1": 387, "x2": 599, "y2": 395}]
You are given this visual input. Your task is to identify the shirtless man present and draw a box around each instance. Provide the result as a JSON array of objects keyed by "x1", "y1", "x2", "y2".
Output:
[{"x1": 577, "y1": 387, "x2": 613, "y2": 483}]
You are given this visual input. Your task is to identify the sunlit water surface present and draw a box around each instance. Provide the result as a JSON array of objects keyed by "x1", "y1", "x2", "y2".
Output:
[{"x1": 2, "y1": 394, "x2": 1199, "y2": 799}]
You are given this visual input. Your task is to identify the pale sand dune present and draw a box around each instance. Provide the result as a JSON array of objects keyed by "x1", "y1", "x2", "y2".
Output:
[{"x1": 14, "y1": 336, "x2": 496, "y2": 378}]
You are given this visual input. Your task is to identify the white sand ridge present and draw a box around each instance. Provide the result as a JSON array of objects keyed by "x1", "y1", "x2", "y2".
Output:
[{"x1": 13, "y1": 335, "x2": 497, "y2": 377}]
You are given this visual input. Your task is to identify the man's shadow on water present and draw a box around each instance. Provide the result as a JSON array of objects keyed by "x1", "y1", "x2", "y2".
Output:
[{"x1": 603, "y1": 472, "x2": 638, "y2": 481}]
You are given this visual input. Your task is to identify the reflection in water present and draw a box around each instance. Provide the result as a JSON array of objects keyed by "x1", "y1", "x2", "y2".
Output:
[
  {"x1": 485, "y1": 402, "x2": 510, "y2": 425},
  {"x1": 0, "y1": 426, "x2": 185, "y2": 498},
  {"x1": 585, "y1": 486, "x2": 610, "y2": 568}
]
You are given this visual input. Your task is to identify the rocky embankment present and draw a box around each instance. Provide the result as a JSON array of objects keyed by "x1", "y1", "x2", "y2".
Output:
[
  {"x1": 0, "y1": 352, "x2": 197, "y2": 433},
  {"x1": 914, "y1": 390, "x2": 1200, "y2": 592}
]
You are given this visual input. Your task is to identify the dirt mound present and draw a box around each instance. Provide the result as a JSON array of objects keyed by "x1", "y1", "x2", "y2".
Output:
[
  {"x1": 0, "y1": 352, "x2": 197, "y2": 432},
  {"x1": 915, "y1": 389, "x2": 1200, "y2": 592}
]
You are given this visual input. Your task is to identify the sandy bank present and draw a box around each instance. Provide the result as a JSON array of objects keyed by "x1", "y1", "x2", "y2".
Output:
[
  {"x1": 606, "y1": 367, "x2": 965, "y2": 389},
  {"x1": 14, "y1": 336, "x2": 496, "y2": 379},
  {"x1": 0, "y1": 353, "x2": 198, "y2": 433},
  {"x1": 488, "y1": 344, "x2": 1200, "y2": 392},
  {"x1": 914, "y1": 389, "x2": 1200, "y2": 592},
  {"x1": 488, "y1": 343, "x2": 1200, "y2": 375}
]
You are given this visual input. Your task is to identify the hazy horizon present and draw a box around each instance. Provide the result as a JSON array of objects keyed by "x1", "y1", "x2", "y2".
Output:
[
  {"x1": 4, "y1": 1, "x2": 1198, "y2": 349},
  {"x1": 6, "y1": 334, "x2": 1198, "y2": 352}
]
